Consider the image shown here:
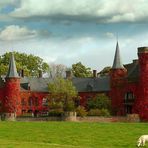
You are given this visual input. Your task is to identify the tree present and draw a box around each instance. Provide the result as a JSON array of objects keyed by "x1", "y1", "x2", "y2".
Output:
[
  {"x1": 87, "y1": 94, "x2": 111, "y2": 116},
  {"x1": 87, "y1": 94, "x2": 111, "y2": 110},
  {"x1": 98, "y1": 66, "x2": 111, "y2": 77},
  {"x1": 72, "y1": 62, "x2": 92, "y2": 77},
  {"x1": 48, "y1": 77, "x2": 78, "y2": 112},
  {"x1": 0, "y1": 52, "x2": 49, "y2": 77},
  {"x1": 48, "y1": 63, "x2": 67, "y2": 79}
]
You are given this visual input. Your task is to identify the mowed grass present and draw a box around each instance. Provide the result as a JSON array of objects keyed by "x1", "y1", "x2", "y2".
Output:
[{"x1": 0, "y1": 122, "x2": 148, "y2": 148}]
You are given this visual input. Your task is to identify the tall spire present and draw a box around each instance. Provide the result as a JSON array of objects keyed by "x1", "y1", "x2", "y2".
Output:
[
  {"x1": 6, "y1": 53, "x2": 19, "y2": 78},
  {"x1": 112, "y1": 41, "x2": 124, "y2": 69}
]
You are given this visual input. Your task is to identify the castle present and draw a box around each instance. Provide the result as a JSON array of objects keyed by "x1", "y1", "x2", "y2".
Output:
[{"x1": 0, "y1": 42, "x2": 148, "y2": 120}]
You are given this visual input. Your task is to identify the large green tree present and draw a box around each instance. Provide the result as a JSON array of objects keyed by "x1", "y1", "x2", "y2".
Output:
[
  {"x1": 87, "y1": 94, "x2": 111, "y2": 110},
  {"x1": 98, "y1": 66, "x2": 111, "y2": 77},
  {"x1": 72, "y1": 62, "x2": 92, "y2": 77},
  {"x1": 48, "y1": 77, "x2": 78, "y2": 112},
  {"x1": 0, "y1": 52, "x2": 49, "y2": 77}
]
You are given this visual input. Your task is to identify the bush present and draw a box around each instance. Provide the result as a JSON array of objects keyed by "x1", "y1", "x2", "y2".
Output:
[
  {"x1": 76, "y1": 106, "x2": 87, "y2": 117},
  {"x1": 49, "y1": 101, "x2": 63, "y2": 109},
  {"x1": 88, "y1": 108, "x2": 110, "y2": 117},
  {"x1": 87, "y1": 94, "x2": 111, "y2": 111},
  {"x1": 88, "y1": 109, "x2": 101, "y2": 116},
  {"x1": 48, "y1": 109, "x2": 64, "y2": 117},
  {"x1": 100, "y1": 108, "x2": 110, "y2": 117},
  {"x1": 64, "y1": 101, "x2": 75, "y2": 111}
]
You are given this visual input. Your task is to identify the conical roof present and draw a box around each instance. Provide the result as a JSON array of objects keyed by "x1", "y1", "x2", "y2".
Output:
[
  {"x1": 112, "y1": 42, "x2": 124, "y2": 69},
  {"x1": 6, "y1": 53, "x2": 19, "y2": 78}
]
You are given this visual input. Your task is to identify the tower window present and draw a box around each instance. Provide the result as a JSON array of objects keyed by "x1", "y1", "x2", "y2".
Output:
[{"x1": 124, "y1": 92, "x2": 135, "y2": 104}]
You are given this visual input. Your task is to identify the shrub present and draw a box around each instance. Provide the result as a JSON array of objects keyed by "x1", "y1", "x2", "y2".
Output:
[
  {"x1": 76, "y1": 106, "x2": 87, "y2": 117},
  {"x1": 48, "y1": 109, "x2": 64, "y2": 117},
  {"x1": 64, "y1": 101, "x2": 75, "y2": 112},
  {"x1": 87, "y1": 94, "x2": 111, "y2": 111},
  {"x1": 88, "y1": 109, "x2": 101, "y2": 116},
  {"x1": 100, "y1": 108, "x2": 110, "y2": 117}
]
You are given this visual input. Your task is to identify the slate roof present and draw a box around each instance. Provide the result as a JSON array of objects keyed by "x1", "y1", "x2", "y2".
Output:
[
  {"x1": 112, "y1": 42, "x2": 124, "y2": 69},
  {"x1": 21, "y1": 77, "x2": 52, "y2": 92},
  {"x1": 6, "y1": 53, "x2": 19, "y2": 78},
  {"x1": 124, "y1": 60, "x2": 139, "y2": 82},
  {"x1": 20, "y1": 76, "x2": 110, "y2": 93},
  {"x1": 72, "y1": 76, "x2": 110, "y2": 92}
]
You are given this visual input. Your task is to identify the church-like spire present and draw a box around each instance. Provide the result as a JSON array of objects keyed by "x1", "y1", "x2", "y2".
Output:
[
  {"x1": 112, "y1": 41, "x2": 124, "y2": 69},
  {"x1": 6, "y1": 53, "x2": 19, "y2": 78}
]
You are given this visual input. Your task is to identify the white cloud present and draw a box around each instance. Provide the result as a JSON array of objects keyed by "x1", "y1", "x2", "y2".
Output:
[
  {"x1": 10, "y1": 0, "x2": 148, "y2": 23},
  {"x1": 0, "y1": 25, "x2": 38, "y2": 41},
  {"x1": 104, "y1": 32, "x2": 115, "y2": 38}
]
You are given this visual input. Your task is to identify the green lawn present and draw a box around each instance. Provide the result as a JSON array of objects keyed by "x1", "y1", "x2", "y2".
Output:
[{"x1": 0, "y1": 122, "x2": 147, "y2": 148}]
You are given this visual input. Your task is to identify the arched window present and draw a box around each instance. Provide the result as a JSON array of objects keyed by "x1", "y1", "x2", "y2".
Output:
[{"x1": 86, "y1": 83, "x2": 93, "y2": 91}]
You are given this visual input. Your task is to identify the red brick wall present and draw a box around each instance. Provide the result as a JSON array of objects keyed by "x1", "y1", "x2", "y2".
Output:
[
  {"x1": 110, "y1": 68, "x2": 127, "y2": 115},
  {"x1": 20, "y1": 91, "x2": 49, "y2": 113},
  {"x1": 4, "y1": 78, "x2": 21, "y2": 115},
  {"x1": 135, "y1": 51, "x2": 148, "y2": 120}
]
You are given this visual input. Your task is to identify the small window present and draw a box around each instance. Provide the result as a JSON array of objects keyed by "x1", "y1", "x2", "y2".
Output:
[
  {"x1": 125, "y1": 92, "x2": 134, "y2": 100},
  {"x1": 124, "y1": 92, "x2": 135, "y2": 104},
  {"x1": 86, "y1": 83, "x2": 93, "y2": 91},
  {"x1": 42, "y1": 98, "x2": 48, "y2": 106}
]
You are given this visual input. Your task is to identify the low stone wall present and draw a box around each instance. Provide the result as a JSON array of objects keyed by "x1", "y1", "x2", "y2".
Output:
[{"x1": 16, "y1": 114, "x2": 140, "y2": 122}]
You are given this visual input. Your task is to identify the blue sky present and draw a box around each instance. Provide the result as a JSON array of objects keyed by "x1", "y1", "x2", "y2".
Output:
[{"x1": 0, "y1": 0, "x2": 148, "y2": 71}]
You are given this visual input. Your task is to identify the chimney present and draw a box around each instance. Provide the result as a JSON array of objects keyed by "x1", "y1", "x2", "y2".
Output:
[
  {"x1": 133, "y1": 59, "x2": 138, "y2": 63},
  {"x1": 66, "y1": 70, "x2": 71, "y2": 79},
  {"x1": 39, "y1": 70, "x2": 42, "y2": 78},
  {"x1": 93, "y1": 70, "x2": 97, "y2": 78}
]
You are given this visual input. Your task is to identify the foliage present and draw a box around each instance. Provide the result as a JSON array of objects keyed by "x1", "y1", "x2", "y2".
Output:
[
  {"x1": 99, "y1": 108, "x2": 110, "y2": 116},
  {"x1": 48, "y1": 63, "x2": 67, "y2": 78},
  {"x1": 48, "y1": 109, "x2": 64, "y2": 117},
  {"x1": 88, "y1": 109, "x2": 101, "y2": 116},
  {"x1": 0, "y1": 122, "x2": 147, "y2": 148},
  {"x1": 87, "y1": 94, "x2": 111, "y2": 111},
  {"x1": 72, "y1": 62, "x2": 92, "y2": 77},
  {"x1": 98, "y1": 66, "x2": 111, "y2": 77},
  {"x1": 0, "y1": 52, "x2": 49, "y2": 77},
  {"x1": 76, "y1": 106, "x2": 87, "y2": 117},
  {"x1": 48, "y1": 77, "x2": 78, "y2": 112}
]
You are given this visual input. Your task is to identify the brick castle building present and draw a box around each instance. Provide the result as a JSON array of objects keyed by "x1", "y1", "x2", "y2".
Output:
[{"x1": 0, "y1": 42, "x2": 148, "y2": 120}]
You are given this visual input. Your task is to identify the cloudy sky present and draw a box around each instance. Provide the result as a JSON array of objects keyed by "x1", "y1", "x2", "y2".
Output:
[{"x1": 0, "y1": 0, "x2": 148, "y2": 71}]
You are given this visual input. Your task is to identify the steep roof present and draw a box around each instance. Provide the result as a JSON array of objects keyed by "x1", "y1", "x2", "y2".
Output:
[
  {"x1": 124, "y1": 60, "x2": 139, "y2": 82},
  {"x1": 20, "y1": 76, "x2": 110, "y2": 92},
  {"x1": 72, "y1": 76, "x2": 110, "y2": 92},
  {"x1": 6, "y1": 53, "x2": 19, "y2": 78},
  {"x1": 112, "y1": 42, "x2": 124, "y2": 69}
]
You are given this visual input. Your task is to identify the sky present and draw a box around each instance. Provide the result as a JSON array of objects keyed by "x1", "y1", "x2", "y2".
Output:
[{"x1": 0, "y1": 0, "x2": 148, "y2": 71}]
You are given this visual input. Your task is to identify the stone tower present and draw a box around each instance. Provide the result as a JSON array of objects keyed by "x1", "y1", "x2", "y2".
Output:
[
  {"x1": 110, "y1": 42, "x2": 127, "y2": 115},
  {"x1": 135, "y1": 47, "x2": 148, "y2": 120},
  {"x1": 4, "y1": 53, "x2": 21, "y2": 120}
]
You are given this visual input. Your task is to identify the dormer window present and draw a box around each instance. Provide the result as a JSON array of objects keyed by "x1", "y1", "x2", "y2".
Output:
[{"x1": 86, "y1": 83, "x2": 93, "y2": 92}]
